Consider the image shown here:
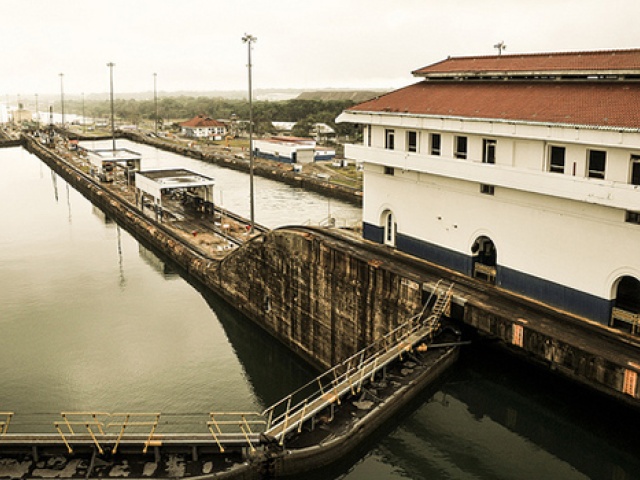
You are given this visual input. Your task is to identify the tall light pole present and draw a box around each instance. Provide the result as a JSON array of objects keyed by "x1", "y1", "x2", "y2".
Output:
[
  {"x1": 59, "y1": 73, "x2": 65, "y2": 126},
  {"x1": 107, "y1": 62, "x2": 116, "y2": 151},
  {"x1": 153, "y1": 73, "x2": 158, "y2": 136},
  {"x1": 35, "y1": 93, "x2": 39, "y2": 130},
  {"x1": 242, "y1": 33, "x2": 257, "y2": 233}
]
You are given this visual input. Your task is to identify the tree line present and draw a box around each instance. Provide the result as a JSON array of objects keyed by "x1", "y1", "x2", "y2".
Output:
[{"x1": 64, "y1": 97, "x2": 361, "y2": 139}]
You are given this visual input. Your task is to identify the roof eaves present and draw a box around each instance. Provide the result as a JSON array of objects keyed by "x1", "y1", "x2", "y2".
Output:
[{"x1": 341, "y1": 109, "x2": 640, "y2": 133}]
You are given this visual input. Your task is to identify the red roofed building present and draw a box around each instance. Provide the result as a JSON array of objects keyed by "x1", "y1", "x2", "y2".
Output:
[
  {"x1": 180, "y1": 114, "x2": 227, "y2": 140},
  {"x1": 337, "y1": 48, "x2": 640, "y2": 330}
]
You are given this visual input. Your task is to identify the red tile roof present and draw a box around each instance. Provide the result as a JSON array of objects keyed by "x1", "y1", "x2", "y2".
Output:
[
  {"x1": 413, "y1": 49, "x2": 640, "y2": 78},
  {"x1": 180, "y1": 114, "x2": 225, "y2": 128},
  {"x1": 347, "y1": 81, "x2": 640, "y2": 129}
]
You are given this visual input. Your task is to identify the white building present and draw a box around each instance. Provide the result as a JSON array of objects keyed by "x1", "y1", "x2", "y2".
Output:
[
  {"x1": 0, "y1": 104, "x2": 10, "y2": 124},
  {"x1": 338, "y1": 48, "x2": 640, "y2": 332},
  {"x1": 180, "y1": 114, "x2": 227, "y2": 140},
  {"x1": 254, "y1": 136, "x2": 316, "y2": 164}
]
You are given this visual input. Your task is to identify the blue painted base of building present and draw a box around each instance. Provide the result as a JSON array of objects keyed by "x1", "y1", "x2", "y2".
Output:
[
  {"x1": 256, "y1": 151, "x2": 295, "y2": 164},
  {"x1": 363, "y1": 222, "x2": 612, "y2": 325}
]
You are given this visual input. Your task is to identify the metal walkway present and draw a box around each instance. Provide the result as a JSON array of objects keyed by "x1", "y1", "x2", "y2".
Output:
[
  {"x1": 262, "y1": 280, "x2": 453, "y2": 446},
  {"x1": 0, "y1": 281, "x2": 454, "y2": 454}
]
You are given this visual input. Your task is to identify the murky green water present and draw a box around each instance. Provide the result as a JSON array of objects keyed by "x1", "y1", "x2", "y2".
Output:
[{"x1": 1, "y1": 145, "x2": 639, "y2": 479}]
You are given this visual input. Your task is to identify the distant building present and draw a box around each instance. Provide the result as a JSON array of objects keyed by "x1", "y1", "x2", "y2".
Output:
[
  {"x1": 338, "y1": 48, "x2": 640, "y2": 331},
  {"x1": 12, "y1": 108, "x2": 32, "y2": 124},
  {"x1": 180, "y1": 114, "x2": 227, "y2": 140},
  {"x1": 271, "y1": 121, "x2": 296, "y2": 135},
  {"x1": 0, "y1": 104, "x2": 9, "y2": 124},
  {"x1": 254, "y1": 136, "x2": 315, "y2": 164},
  {"x1": 271, "y1": 121, "x2": 336, "y2": 143},
  {"x1": 254, "y1": 136, "x2": 336, "y2": 164},
  {"x1": 312, "y1": 123, "x2": 336, "y2": 143}
]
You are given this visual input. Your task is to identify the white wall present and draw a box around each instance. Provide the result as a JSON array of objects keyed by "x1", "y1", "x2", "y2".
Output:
[{"x1": 364, "y1": 167, "x2": 640, "y2": 300}]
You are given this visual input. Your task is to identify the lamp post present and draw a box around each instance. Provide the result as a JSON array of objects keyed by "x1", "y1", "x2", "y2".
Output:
[
  {"x1": 59, "y1": 73, "x2": 65, "y2": 127},
  {"x1": 82, "y1": 92, "x2": 85, "y2": 133},
  {"x1": 153, "y1": 73, "x2": 158, "y2": 136},
  {"x1": 34, "y1": 93, "x2": 39, "y2": 130},
  {"x1": 107, "y1": 62, "x2": 116, "y2": 151},
  {"x1": 242, "y1": 33, "x2": 257, "y2": 233}
]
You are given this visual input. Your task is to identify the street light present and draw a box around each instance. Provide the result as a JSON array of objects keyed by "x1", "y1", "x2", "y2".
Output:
[
  {"x1": 34, "y1": 93, "x2": 39, "y2": 130},
  {"x1": 107, "y1": 62, "x2": 116, "y2": 151},
  {"x1": 59, "y1": 73, "x2": 65, "y2": 127},
  {"x1": 242, "y1": 33, "x2": 257, "y2": 233},
  {"x1": 153, "y1": 73, "x2": 158, "y2": 136}
]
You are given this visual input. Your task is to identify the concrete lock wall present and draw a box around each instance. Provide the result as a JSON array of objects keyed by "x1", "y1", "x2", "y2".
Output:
[
  {"x1": 464, "y1": 306, "x2": 640, "y2": 400},
  {"x1": 217, "y1": 229, "x2": 424, "y2": 369}
]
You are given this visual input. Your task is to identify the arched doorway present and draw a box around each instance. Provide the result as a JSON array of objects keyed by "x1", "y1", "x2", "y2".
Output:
[
  {"x1": 382, "y1": 210, "x2": 396, "y2": 247},
  {"x1": 471, "y1": 236, "x2": 497, "y2": 284},
  {"x1": 611, "y1": 276, "x2": 640, "y2": 334}
]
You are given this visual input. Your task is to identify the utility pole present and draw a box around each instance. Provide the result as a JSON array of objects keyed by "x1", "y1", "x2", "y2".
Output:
[
  {"x1": 242, "y1": 33, "x2": 257, "y2": 233},
  {"x1": 107, "y1": 62, "x2": 116, "y2": 151},
  {"x1": 153, "y1": 73, "x2": 158, "y2": 136},
  {"x1": 59, "y1": 73, "x2": 65, "y2": 126},
  {"x1": 35, "y1": 93, "x2": 39, "y2": 130}
]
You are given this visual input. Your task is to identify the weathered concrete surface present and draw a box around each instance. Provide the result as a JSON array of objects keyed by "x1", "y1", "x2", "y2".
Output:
[{"x1": 216, "y1": 229, "x2": 424, "y2": 369}]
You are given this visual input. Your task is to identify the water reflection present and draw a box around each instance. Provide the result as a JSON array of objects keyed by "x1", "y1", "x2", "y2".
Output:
[
  {"x1": 0, "y1": 147, "x2": 314, "y2": 434},
  {"x1": 138, "y1": 245, "x2": 178, "y2": 278},
  {"x1": 334, "y1": 348, "x2": 640, "y2": 480}
]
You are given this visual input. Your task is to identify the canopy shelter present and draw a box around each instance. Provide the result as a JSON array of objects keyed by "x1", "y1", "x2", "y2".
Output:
[
  {"x1": 134, "y1": 168, "x2": 215, "y2": 221},
  {"x1": 85, "y1": 148, "x2": 142, "y2": 183}
]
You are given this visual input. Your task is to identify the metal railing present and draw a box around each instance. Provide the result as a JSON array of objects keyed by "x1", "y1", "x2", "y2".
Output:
[
  {"x1": 54, "y1": 412, "x2": 110, "y2": 454},
  {"x1": 611, "y1": 307, "x2": 640, "y2": 335},
  {"x1": 473, "y1": 263, "x2": 497, "y2": 283},
  {"x1": 207, "y1": 412, "x2": 266, "y2": 453},
  {"x1": 262, "y1": 280, "x2": 454, "y2": 446},
  {"x1": 108, "y1": 412, "x2": 161, "y2": 454},
  {"x1": 0, "y1": 412, "x2": 13, "y2": 436}
]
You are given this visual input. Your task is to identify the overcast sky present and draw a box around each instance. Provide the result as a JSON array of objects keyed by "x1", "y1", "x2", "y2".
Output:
[{"x1": 1, "y1": 0, "x2": 639, "y2": 101}]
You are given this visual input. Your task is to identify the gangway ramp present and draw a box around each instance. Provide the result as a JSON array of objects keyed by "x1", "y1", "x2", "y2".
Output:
[{"x1": 262, "y1": 281, "x2": 454, "y2": 446}]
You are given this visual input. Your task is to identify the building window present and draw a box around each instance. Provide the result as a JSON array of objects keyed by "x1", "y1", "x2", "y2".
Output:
[
  {"x1": 430, "y1": 133, "x2": 441, "y2": 156},
  {"x1": 482, "y1": 139, "x2": 496, "y2": 164},
  {"x1": 385, "y1": 129, "x2": 395, "y2": 150},
  {"x1": 587, "y1": 150, "x2": 606, "y2": 179},
  {"x1": 480, "y1": 184, "x2": 495, "y2": 195},
  {"x1": 631, "y1": 155, "x2": 640, "y2": 185},
  {"x1": 384, "y1": 166, "x2": 395, "y2": 175},
  {"x1": 367, "y1": 125, "x2": 372, "y2": 147},
  {"x1": 455, "y1": 136, "x2": 467, "y2": 159},
  {"x1": 549, "y1": 146, "x2": 566, "y2": 174},
  {"x1": 626, "y1": 211, "x2": 640, "y2": 224},
  {"x1": 407, "y1": 131, "x2": 418, "y2": 152},
  {"x1": 384, "y1": 211, "x2": 396, "y2": 247}
]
